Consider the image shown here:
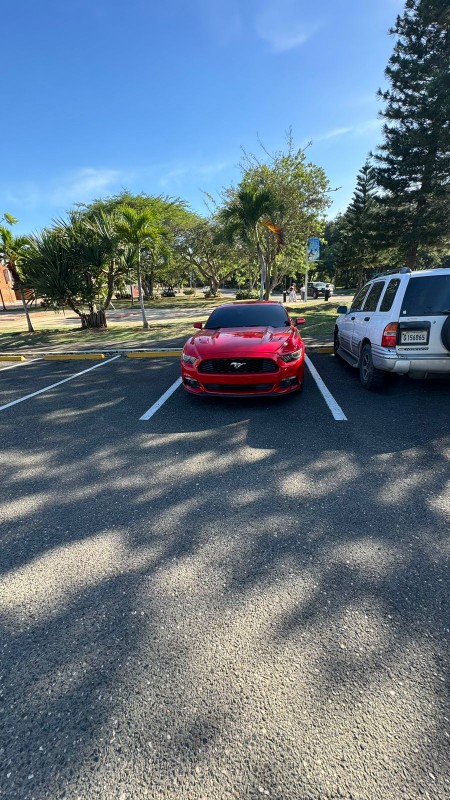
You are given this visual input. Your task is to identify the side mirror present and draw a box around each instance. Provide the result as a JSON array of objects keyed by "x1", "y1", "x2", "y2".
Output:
[
  {"x1": 193, "y1": 321, "x2": 203, "y2": 329},
  {"x1": 337, "y1": 305, "x2": 348, "y2": 314},
  {"x1": 295, "y1": 317, "x2": 306, "y2": 326}
]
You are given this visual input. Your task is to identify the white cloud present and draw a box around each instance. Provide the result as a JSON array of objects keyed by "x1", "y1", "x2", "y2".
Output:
[
  {"x1": 50, "y1": 167, "x2": 123, "y2": 205},
  {"x1": 255, "y1": 1, "x2": 321, "y2": 53},
  {"x1": 316, "y1": 127, "x2": 353, "y2": 142},
  {"x1": 158, "y1": 159, "x2": 231, "y2": 189},
  {"x1": 315, "y1": 118, "x2": 382, "y2": 143},
  {"x1": 354, "y1": 118, "x2": 382, "y2": 135},
  {"x1": 2, "y1": 167, "x2": 125, "y2": 213}
]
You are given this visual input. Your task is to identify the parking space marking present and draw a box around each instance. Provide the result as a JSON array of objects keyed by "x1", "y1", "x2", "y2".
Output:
[
  {"x1": 0, "y1": 355, "x2": 121, "y2": 413},
  {"x1": 0, "y1": 358, "x2": 41, "y2": 372},
  {"x1": 139, "y1": 377, "x2": 183, "y2": 421},
  {"x1": 305, "y1": 355, "x2": 348, "y2": 421}
]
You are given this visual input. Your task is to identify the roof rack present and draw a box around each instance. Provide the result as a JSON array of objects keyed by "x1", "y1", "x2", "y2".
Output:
[{"x1": 372, "y1": 266, "x2": 411, "y2": 278}]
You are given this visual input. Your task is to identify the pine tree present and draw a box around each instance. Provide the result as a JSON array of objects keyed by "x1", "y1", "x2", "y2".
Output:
[
  {"x1": 338, "y1": 161, "x2": 385, "y2": 287},
  {"x1": 374, "y1": 0, "x2": 450, "y2": 268}
]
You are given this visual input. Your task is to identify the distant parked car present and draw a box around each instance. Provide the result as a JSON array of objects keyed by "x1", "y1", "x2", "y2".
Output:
[
  {"x1": 307, "y1": 281, "x2": 334, "y2": 299},
  {"x1": 162, "y1": 288, "x2": 176, "y2": 297}
]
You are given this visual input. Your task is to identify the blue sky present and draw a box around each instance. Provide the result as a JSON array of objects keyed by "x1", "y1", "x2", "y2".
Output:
[{"x1": 3, "y1": 0, "x2": 404, "y2": 234}]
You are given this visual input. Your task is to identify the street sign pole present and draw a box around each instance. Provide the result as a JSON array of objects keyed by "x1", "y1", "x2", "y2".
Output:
[{"x1": 306, "y1": 237, "x2": 320, "y2": 301}]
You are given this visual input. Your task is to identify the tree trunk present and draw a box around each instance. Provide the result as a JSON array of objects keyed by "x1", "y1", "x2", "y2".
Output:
[
  {"x1": 211, "y1": 277, "x2": 219, "y2": 296},
  {"x1": 80, "y1": 309, "x2": 107, "y2": 329},
  {"x1": 137, "y1": 249, "x2": 149, "y2": 329},
  {"x1": 103, "y1": 260, "x2": 115, "y2": 310},
  {"x1": 20, "y1": 287, "x2": 34, "y2": 332},
  {"x1": 405, "y1": 246, "x2": 418, "y2": 269},
  {"x1": 144, "y1": 268, "x2": 154, "y2": 299},
  {"x1": 257, "y1": 241, "x2": 266, "y2": 301}
]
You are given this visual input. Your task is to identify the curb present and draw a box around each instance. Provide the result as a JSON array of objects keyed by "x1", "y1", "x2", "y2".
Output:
[
  {"x1": 43, "y1": 353, "x2": 106, "y2": 361},
  {"x1": 308, "y1": 346, "x2": 334, "y2": 354},
  {"x1": 127, "y1": 351, "x2": 182, "y2": 358},
  {"x1": 0, "y1": 346, "x2": 334, "y2": 360}
]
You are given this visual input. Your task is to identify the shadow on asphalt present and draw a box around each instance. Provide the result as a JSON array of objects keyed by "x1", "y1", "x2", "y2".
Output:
[{"x1": 0, "y1": 360, "x2": 449, "y2": 799}]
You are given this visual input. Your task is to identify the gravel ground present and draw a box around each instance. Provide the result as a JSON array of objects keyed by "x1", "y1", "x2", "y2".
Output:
[{"x1": 0, "y1": 356, "x2": 449, "y2": 800}]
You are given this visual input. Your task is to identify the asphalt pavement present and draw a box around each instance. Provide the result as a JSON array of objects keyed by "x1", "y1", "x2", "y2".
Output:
[{"x1": 0, "y1": 355, "x2": 449, "y2": 800}]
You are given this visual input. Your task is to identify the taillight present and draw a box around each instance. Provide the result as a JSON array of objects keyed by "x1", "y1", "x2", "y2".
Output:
[{"x1": 381, "y1": 322, "x2": 398, "y2": 348}]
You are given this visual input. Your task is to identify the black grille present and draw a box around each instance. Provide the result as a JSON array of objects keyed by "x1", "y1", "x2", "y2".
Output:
[
  {"x1": 198, "y1": 358, "x2": 278, "y2": 374},
  {"x1": 204, "y1": 383, "x2": 274, "y2": 393}
]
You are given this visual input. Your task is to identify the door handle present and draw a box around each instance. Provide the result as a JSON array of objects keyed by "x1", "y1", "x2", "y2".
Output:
[{"x1": 364, "y1": 316, "x2": 370, "y2": 321}]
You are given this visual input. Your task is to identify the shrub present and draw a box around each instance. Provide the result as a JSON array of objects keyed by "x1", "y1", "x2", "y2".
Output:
[
  {"x1": 183, "y1": 288, "x2": 195, "y2": 295},
  {"x1": 235, "y1": 289, "x2": 259, "y2": 300}
]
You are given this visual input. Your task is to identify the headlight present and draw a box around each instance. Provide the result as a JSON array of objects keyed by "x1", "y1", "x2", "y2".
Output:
[
  {"x1": 182, "y1": 352, "x2": 197, "y2": 365},
  {"x1": 280, "y1": 349, "x2": 302, "y2": 363}
]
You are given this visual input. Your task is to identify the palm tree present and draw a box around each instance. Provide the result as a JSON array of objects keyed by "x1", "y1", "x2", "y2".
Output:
[
  {"x1": 82, "y1": 210, "x2": 129, "y2": 310},
  {"x1": 116, "y1": 206, "x2": 166, "y2": 329},
  {"x1": 23, "y1": 219, "x2": 111, "y2": 329},
  {"x1": 0, "y1": 225, "x2": 34, "y2": 332},
  {"x1": 218, "y1": 187, "x2": 281, "y2": 300}
]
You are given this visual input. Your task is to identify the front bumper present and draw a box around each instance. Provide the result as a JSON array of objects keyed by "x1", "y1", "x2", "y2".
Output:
[{"x1": 181, "y1": 359, "x2": 305, "y2": 396}]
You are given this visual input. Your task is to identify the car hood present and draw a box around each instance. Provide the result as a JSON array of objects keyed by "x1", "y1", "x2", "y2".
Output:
[{"x1": 189, "y1": 327, "x2": 300, "y2": 355}]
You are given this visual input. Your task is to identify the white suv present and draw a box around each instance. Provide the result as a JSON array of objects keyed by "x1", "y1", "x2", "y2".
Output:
[{"x1": 334, "y1": 267, "x2": 450, "y2": 389}]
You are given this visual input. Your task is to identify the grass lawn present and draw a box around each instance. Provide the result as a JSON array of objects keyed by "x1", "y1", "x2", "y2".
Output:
[
  {"x1": 0, "y1": 300, "x2": 339, "y2": 352},
  {"x1": 0, "y1": 322, "x2": 198, "y2": 352},
  {"x1": 98, "y1": 295, "x2": 222, "y2": 311},
  {"x1": 286, "y1": 300, "x2": 339, "y2": 340}
]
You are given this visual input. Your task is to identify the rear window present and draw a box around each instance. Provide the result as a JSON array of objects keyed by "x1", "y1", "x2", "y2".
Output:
[
  {"x1": 401, "y1": 274, "x2": 450, "y2": 316},
  {"x1": 206, "y1": 304, "x2": 290, "y2": 329},
  {"x1": 380, "y1": 278, "x2": 401, "y2": 312}
]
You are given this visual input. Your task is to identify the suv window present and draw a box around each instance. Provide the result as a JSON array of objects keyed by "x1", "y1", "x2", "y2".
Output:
[
  {"x1": 380, "y1": 278, "x2": 401, "y2": 312},
  {"x1": 401, "y1": 274, "x2": 450, "y2": 316},
  {"x1": 363, "y1": 281, "x2": 385, "y2": 312},
  {"x1": 350, "y1": 285, "x2": 370, "y2": 311}
]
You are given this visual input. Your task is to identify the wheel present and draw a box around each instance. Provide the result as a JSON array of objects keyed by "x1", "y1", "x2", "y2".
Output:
[
  {"x1": 333, "y1": 327, "x2": 340, "y2": 357},
  {"x1": 359, "y1": 343, "x2": 387, "y2": 390},
  {"x1": 441, "y1": 314, "x2": 450, "y2": 352},
  {"x1": 313, "y1": 290, "x2": 319, "y2": 299}
]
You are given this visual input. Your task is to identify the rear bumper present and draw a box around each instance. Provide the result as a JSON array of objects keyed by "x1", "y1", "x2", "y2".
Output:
[{"x1": 373, "y1": 349, "x2": 450, "y2": 375}]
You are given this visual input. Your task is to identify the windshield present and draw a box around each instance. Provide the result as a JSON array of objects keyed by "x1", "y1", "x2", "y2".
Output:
[
  {"x1": 401, "y1": 274, "x2": 450, "y2": 316},
  {"x1": 205, "y1": 304, "x2": 290, "y2": 329}
]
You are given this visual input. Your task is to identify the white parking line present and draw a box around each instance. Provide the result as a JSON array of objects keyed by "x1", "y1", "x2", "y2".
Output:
[
  {"x1": 139, "y1": 377, "x2": 182, "y2": 420},
  {"x1": 305, "y1": 355, "x2": 348, "y2": 421},
  {"x1": 0, "y1": 355, "x2": 121, "y2": 413},
  {"x1": 0, "y1": 358, "x2": 41, "y2": 372}
]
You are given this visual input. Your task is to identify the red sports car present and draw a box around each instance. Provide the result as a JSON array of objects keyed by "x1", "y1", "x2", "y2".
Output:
[{"x1": 181, "y1": 301, "x2": 306, "y2": 397}]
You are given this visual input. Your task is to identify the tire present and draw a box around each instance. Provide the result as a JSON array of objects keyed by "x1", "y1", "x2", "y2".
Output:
[
  {"x1": 359, "y1": 343, "x2": 387, "y2": 390},
  {"x1": 333, "y1": 327, "x2": 340, "y2": 357},
  {"x1": 313, "y1": 290, "x2": 319, "y2": 299},
  {"x1": 441, "y1": 314, "x2": 450, "y2": 352}
]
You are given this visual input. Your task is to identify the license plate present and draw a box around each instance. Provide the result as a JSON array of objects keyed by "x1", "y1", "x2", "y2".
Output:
[{"x1": 400, "y1": 330, "x2": 428, "y2": 344}]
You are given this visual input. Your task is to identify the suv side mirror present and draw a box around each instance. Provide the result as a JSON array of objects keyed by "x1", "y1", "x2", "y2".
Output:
[
  {"x1": 337, "y1": 305, "x2": 348, "y2": 314},
  {"x1": 193, "y1": 321, "x2": 203, "y2": 329}
]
